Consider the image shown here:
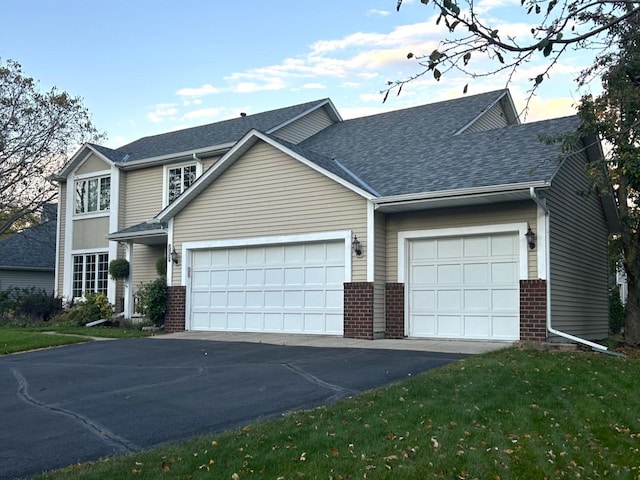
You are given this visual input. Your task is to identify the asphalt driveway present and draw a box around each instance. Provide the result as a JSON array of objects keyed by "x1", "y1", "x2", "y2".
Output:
[{"x1": 0, "y1": 338, "x2": 465, "y2": 479}]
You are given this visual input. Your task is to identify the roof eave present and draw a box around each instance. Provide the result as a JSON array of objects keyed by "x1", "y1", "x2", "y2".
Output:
[
  {"x1": 57, "y1": 144, "x2": 116, "y2": 178},
  {"x1": 374, "y1": 182, "x2": 549, "y2": 212},
  {"x1": 116, "y1": 143, "x2": 236, "y2": 170}
]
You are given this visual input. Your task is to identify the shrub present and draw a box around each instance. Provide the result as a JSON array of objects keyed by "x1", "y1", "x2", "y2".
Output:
[
  {"x1": 52, "y1": 292, "x2": 114, "y2": 326},
  {"x1": 609, "y1": 287, "x2": 625, "y2": 335},
  {"x1": 134, "y1": 278, "x2": 167, "y2": 326},
  {"x1": 156, "y1": 256, "x2": 167, "y2": 277},
  {"x1": 0, "y1": 287, "x2": 62, "y2": 322},
  {"x1": 108, "y1": 258, "x2": 130, "y2": 280}
]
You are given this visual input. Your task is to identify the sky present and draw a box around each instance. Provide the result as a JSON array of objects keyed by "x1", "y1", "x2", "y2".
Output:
[{"x1": 1, "y1": 0, "x2": 601, "y2": 149}]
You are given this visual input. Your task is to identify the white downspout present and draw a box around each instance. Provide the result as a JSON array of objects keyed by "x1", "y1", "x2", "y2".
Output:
[{"x1": 529, "y1": 187, "x2": 609, "y2": 352}]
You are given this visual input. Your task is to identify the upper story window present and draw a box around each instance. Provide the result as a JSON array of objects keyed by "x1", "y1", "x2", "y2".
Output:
[
  {"x1": 75, "y1": 176, "x2": 110, "y2": 214},
  {"x1": 168, "y1": 164, "x2": 197, "y2": 204}
]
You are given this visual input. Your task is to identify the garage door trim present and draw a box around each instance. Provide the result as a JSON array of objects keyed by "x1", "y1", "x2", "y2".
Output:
[
  {"x1": 182, "y1": 230, "x2": 352, "y2": 332},
  {"x1": 398, "y1": 223, "x2": 529, "y2": 338}
]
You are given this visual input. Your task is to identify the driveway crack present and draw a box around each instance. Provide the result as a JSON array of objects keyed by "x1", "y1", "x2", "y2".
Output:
[
  {"x1": 11, "y1": 368, "x2": 140, "y2": 454},
  {"x1": 282, "y1": 363, "x2": 359, "y2": 402}
]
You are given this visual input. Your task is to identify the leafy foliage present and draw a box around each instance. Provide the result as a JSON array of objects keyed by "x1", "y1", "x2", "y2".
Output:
[
  {"x1": 108, "y1": 258, "x2": 130, "y2": 280},
  {"x1": 134, "y1": 278, "x2": 167, "y2": 326},
  {"x1": 0, "y1": 59, "x2": 103, "y2": 235},
  {"x1": 53, "y1": 292, "x2": 114, "y2": 326},
  {"x1": 392, "y1": 0, "x2": 639, "y2": 105},
  {"x1": 0, "y1": 287, "x2": 62, "y2": 323}
]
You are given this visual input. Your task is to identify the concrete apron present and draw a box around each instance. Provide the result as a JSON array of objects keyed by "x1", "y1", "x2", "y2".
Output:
[{"x1": 156, "y1": 331, "x2": 513, "y2": 355}]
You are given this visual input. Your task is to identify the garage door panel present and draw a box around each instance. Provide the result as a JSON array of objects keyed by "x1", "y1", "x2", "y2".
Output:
[
  {"x1": 437, "y1": 264, "x2": 462, "y2": 284},
  {"x1": 409, "y1": 233, "x2": 519, "y2": 340},
  {"x1": 190, "y1": 240, "x2": 344, "y2": 335}
]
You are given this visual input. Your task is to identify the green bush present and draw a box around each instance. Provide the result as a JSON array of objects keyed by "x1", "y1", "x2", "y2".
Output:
[
  {"x1": 134, "y1": 278, "x2": 167, "y2": 326},
  {"x1": 609, "y1": 287, "x2": 625, "y2": 334},
  {"x1": 108, "y1": 258, "x2": 130, "y2": 280},
  {"x1": 0, "y1": 287, "x2": 62, "y2": 322},
  {"x1": 52, "y1": 292, "x2": 114, "y2": 326},
  {"x1": 156, "y1": 256, "x2": 167, "y2": 277}
]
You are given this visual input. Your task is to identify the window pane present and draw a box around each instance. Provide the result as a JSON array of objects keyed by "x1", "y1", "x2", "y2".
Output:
[
  {"x1": 184, "y1": 165, "x2": 197, "y2": 189},
  {"x1": 85, "y1": 254, "x2": 96, "y2": 292},
  {"x1": 97, "y1": 254, "x2": 109, "y2": 294},
  {"x1": 87, "y1": 179, "x2": 98, "y2": 212},
  {"x1": 73, "y1": 256, "x2": 84, "y2": 298},
  {"x1": 75, "y1": 181, "x2": 86, "y2": 214},
  {"x1": 100, "y1": 177, "x2": 111, "y2": 211},
  {"x1": 168, "y1": 168, "x2": 181, "y2": 204}
]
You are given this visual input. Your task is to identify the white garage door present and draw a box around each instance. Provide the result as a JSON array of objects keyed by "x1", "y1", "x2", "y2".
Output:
[
  {"x1": 190, "y1": 240, "x2": 345, "y2": 334},
  {"x1": 408, "y1": 233, "x2": 520, "y2": 340}
]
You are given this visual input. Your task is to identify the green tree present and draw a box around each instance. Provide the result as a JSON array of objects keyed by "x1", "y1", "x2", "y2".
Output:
[{"x1": 0, "y1": 59, "x2": 103, "y2": 235}]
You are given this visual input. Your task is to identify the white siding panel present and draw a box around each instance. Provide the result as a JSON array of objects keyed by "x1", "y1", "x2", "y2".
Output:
[
  {"x1": 123, "y1": 167, "x2": 164, "y2": 226},
  {"x1": 0, "y1": 270, "x2": 54, "y2": 293}
]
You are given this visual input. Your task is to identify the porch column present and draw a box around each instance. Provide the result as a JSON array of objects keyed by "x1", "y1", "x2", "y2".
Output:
[{"x1": 124, "y1": 241, "x2": 133, "y2": 318}]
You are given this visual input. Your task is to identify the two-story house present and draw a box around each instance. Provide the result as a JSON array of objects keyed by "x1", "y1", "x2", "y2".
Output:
[{"x1": 54, "y1": 89, "x2": 618, "y2": 346}]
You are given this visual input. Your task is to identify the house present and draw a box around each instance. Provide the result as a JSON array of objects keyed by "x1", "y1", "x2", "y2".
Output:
[
  {"x1": 53, "y1": 89, "x2": 618, "y2": 344},
  {"x1": 0, "y1": 204, "x2": 57, "y2": 293}
]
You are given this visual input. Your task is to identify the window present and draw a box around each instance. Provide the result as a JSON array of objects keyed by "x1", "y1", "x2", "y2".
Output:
[
  {"x1": 75, "y1": 176, "x2": 110, "y2": 214},
  {"x1": 168, "y1": 164, "x2": 197, "y2": 204},
  {"x1": 72, "y1": 253, "x2": 109, "y2": 298}
]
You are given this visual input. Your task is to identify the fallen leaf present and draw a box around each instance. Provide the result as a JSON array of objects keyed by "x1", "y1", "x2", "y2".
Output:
[{"x1": 161, "y1": 461, "x2": 170, "y2": 472}]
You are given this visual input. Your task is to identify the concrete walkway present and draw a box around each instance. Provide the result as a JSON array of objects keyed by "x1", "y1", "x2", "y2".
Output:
[{"x1": 158, "y1": 331, "x2": 513, "y2": 354}]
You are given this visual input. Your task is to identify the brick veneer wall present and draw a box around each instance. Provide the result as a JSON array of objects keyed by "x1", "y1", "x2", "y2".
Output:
[
  {"x1": 520, "y1": 279, "x2": 547, "y2": 342},
  {"x1": 165, "y1": 286, "x2": 186, "y2": 333},
  {"x1": 385, "y1": 283, "x2": 405, "y2": 339},
  {"x1": 343, "y1": 282, "x2": 374, "y2": 340}
]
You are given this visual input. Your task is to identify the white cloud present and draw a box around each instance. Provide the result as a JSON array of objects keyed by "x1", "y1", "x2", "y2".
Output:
[
  {"x1": 303, "y1": 83, "x2": 326, "y2": 89},
  {"x1": 367, "y1": 9, "x2": 391, "y2": 16},
  {"x1": 147, "y1": 103, "x2": 178, "y2": 123},
  {"x1": 176, "y1": 83, "x2": 222, "y2": 97},
  {"x1": 181, "y1": 107, "x2": 224, "y2": 121}
]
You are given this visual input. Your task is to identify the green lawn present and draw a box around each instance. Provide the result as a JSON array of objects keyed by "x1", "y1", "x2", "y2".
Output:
[
  {"x1": 34, "y1": 347, "x2": 640, "y2": 479},
  {"x1": 0, "y1": 326, "x2": 151, "y2": 355}
]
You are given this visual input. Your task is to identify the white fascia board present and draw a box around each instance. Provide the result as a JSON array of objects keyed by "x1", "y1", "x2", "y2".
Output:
[
  {"x1": 375, "y1": 181, "x2": 549, "y2": 206},
  {"x1": 157, "y1": 130, "x2": 375, "y2": 223},
  {"x1": 267, "y1": 99, "x2": 343, "y2": 134},
  {"x1": 117, "y1": 143, "x2": 235, "y2": 170}
]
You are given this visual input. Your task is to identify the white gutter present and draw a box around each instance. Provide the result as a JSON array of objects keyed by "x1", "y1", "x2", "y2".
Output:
[
  {"x1": 117, "y1": 143, "x2": 234, "y2": 170},
  {"x1": 529, "y1": 187, "x2": 610, "y2": 352}
]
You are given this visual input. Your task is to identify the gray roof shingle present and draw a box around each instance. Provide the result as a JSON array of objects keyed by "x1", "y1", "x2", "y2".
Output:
[
  {"x1": 0, "y1": 210, "x2": 57, "y2": 270},
  {"x1": 112, "y1": 99, "x2": 330, "y2": 163},
  {"x1": 299, "y1": 92, "x2": 579, "y2": 196}
]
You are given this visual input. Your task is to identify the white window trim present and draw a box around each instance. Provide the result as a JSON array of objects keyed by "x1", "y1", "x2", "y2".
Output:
[
  {"x1": 71, "y1": 250, "x2": 109, "y2": 300},
  {"x1": 73, "y1": 174, "x2": 111, "y2": 216},
  {"x1": 162, "y1": 161, "x2": 203, "y2": 208}
]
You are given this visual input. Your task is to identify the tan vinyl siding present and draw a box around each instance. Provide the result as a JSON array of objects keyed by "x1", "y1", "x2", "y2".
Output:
[
  {"x1": 0, "y1": 270, "x2": 54, "y2": 293},
  {"x1": 57, "y1": 183, "x2": 67, "y2": 295},
  {"x1": 172, "y1": 141, "x2": 368, "y2": 285},
  {"x1": 202, "y1": 155, "x2": 222, "y2": 171},
  {"x1": 386, "y1": 201, "x2": 538, "y2": 281},
  {"x1": 464, "y1": 102, "x2": 509, "y2": 133},
  {"x1": 272, "y1": 107, "x2": 335, "y2": 144},
  {"x1": 123, "y1": 166, "x2": 164, "y2": 226},
  {"x1": 373, "y1": 211, "x2": 387, "y2": 336},
  {"x1": 131, "y1": 244, "x2": 166, "y2": 287},
  {"x1": 546, "y1": 150, "x2": 609, "y2": 339},
  {"x1": 76, "y1": 153, "x2": 110, "y2": 175},
  {"x1": 72, "y1": 217, "x2": 110, "y2": 249}
]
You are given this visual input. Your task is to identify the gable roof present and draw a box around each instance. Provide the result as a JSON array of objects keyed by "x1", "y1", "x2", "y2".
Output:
[
  {"x1": 0, "y1": 208, "x2": 57, "y2": 271},
  {"x1": 298, "y1": 92, "x2": 576, "y2": 197}
]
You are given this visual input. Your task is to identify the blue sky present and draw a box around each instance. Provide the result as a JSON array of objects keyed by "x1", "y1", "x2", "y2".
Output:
[{"x1": 2, "y1": 0, "x2": 598, "y2": 148}]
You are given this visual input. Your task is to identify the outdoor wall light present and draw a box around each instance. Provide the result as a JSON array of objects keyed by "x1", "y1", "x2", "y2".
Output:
[
  {"x1": 352, "y1": 235, "x2": 362, "y2": 257},
  {"x1": 525, "y1": 227, "x2": 536, "y2": 250},
  {"x1": 169, "y1": 245, "x2": 179, "y2": 265}
]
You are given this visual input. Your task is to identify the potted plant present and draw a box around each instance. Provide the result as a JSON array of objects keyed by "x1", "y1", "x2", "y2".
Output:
[{"x1": 108, "y1": 258, "x2": 130, "y2": 280}]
